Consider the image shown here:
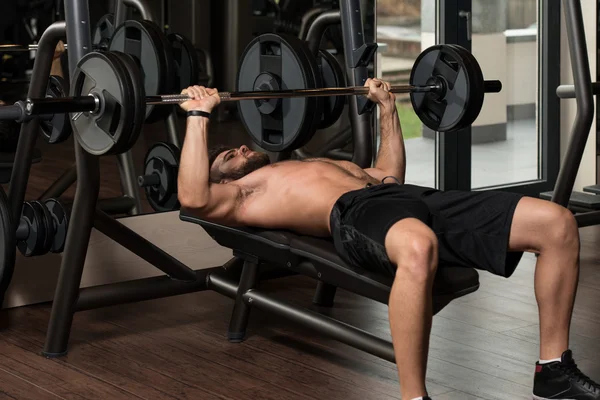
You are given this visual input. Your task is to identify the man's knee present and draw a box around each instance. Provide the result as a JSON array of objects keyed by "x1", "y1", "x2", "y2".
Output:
[
  {"x1": 543, "y1": 204, "x2": 579, "y2": 252},
  {"x1": 385, "y1": 219, "x2": 438, "y2": 284}
]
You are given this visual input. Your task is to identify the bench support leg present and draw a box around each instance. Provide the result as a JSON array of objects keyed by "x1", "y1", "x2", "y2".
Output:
[
  {"x1": 312, "y1": 281, "x2": 337, "y2": 307},
  {"x1": 227, "y1": 260, "x2": 259, "y2": 342}
]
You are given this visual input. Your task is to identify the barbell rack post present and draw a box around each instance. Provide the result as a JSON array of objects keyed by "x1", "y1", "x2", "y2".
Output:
[
  {"x1": 1, "y1": 22, "x2": 67, "y2": 304},
  {"x1": 42, "y1": 0, "x2": 98, "y2": 358}
]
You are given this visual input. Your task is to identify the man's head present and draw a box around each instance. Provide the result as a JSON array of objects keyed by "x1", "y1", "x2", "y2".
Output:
[{"x1": 208, "y1": 145, "x2": 271, "y2": 183}]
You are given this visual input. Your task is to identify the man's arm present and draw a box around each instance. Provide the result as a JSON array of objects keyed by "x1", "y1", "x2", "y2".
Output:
[
  {"x1": 363, "y1": 79, "x2": 407, "y2": 183},
  {"x1": 177, "y1": 87, "x2": 242, "y2": 223}
]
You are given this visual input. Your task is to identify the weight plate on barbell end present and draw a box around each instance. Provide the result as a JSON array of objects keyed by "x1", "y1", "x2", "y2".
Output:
[
  {"x1": 103, "y1": 51, "x2": 137, "y2": 155},
  {"x1": 112, "y1": 51, "x2": 146, "y2": 152},
  {"x1": 41, "y1": 75, "x2": 72, "y2": 145},
  {"x1": 16, "y1": 202, "x2": 46, "y2": 257},
  {"x1": 109, "y1": 20, "x2": 175, "y2": 122},
  {"x1": 446, "y1": 44, "x2": 485, "y2": 131},
  {"x1": 43, "y1": 199, "x2": 69, "y2": 254},
  {"x1": 409, "y1": 44, "x2": 485, "y2": 133},
  {"x1": 0, "y1": 186, "x2": 15, "y2": 292},
  {"x1": 167, "y1": 33, "x2": 201, "y2": 92},
  {"x1": 140, "y1": 20, "x2": 177, "y2": 123},
  {"x1": 143, "y1": 142, "x2": 181, "y2": 212},
  {"x1": 70, "y1": 51, "x2": 135, "y2": 156},
  {"x1": 93, "y1": 14, "x2": 115, "y2": 51},
  {"x1": 237, "y1": 33, "x2": 321, "y2": 152},
  {"x1": 317, "y1": 49, "x2": 346, "y2": 130},
  {"x1": 31, "y1": 201, "x2": 53, "y2": 256}
]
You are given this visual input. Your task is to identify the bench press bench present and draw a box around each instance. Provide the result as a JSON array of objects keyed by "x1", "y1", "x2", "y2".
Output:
[{"x1": 180, "y1": 212, "x2": 480, "y2": 362}]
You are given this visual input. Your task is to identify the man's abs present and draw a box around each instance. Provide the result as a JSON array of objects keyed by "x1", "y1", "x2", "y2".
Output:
[{"x1": 236, "y1": 160, "x2": 380, "y2": 236}]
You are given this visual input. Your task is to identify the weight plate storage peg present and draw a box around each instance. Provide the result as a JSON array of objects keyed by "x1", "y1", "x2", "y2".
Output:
[
  {"x1": 237, "y1": 33, "x2": 322, "y2": 152},
  {"x1": 109, "y1": 20, "x2": 176, "y2": 122},
  {"x1": 409, "y1": 45, "x2": 485, "y2": 132},
  {"x1": 70, "y1": 51, "x2": 142, "y2": 156},
  {"x1": 139, "y1": 142, "x2": 181, "y2": 212},
  {"x1": 41, "y1": 75, "x2": 72, "y2": 144}
]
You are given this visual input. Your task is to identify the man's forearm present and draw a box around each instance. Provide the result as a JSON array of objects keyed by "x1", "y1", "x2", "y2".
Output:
[
  {"x1": 178, "y1": 116, "x2": 212, "y2": 207},
  {"x1": 375, "y1": 104, "x2": 406, "y2": 181}
]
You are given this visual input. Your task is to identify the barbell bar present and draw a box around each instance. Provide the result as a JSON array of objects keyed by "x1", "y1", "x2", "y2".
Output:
[
  {"x1": 0, "y1": 44, "x2": 68, "y2": 52},
  {"x1": 1, "y1": 79, "x2": 502, "y2": 119}
]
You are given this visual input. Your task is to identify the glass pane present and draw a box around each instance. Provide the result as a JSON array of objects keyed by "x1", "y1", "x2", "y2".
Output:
[
  {"x1": 376, "y1": 0, "x2": 437, "y2": 188},
  {"x1": 471, "y1": 0, "x2": 539, "y2": 189}
]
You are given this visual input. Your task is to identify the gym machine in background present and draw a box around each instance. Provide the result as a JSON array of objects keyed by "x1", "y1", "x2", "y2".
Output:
[{"x1": 542, "y1": 0, "x2": 600, "y2": 227}]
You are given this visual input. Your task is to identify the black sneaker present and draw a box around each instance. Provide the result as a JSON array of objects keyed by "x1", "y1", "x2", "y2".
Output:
[{"x1": 533, "y1": 350, "x2": 600, "y2": 399}]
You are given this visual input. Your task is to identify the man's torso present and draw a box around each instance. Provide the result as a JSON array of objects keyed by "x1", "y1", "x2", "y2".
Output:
[{"x1": 231, "y1": 158, "x2": 381, "y2": 236}]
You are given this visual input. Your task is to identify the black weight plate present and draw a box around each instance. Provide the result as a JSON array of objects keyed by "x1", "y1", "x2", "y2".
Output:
[
  {"x1": 317, "y1": 49, "x2": 346, "y2": 129},
  {"x1": 139, "y1": 20, "x2": 177, "y2": 123},
  {"x1": 294, "y1": 36, "x2": 323, "y2": 137},
  {"x1": 70, "y1": 51, "x2": 134, "y2": 156},
  {"x1": 410, "y1": 44, "x2": 482, "y2": 132},
  {"x1": 237, "y1": 33, "x2": 320, "y2": 152},
  {"x1": 43, "y1": 199, "x2": 69, "y2": 254},
  {"x1": 112, "y1": 51, "x2": 146, "y2": 151},
  {"x1": 16, "y1": 202, "x2": 45, "y2": 257},
  {"x1": 100, "y1": 51, "x2": 136, "y2": 155},
  {"x1": 167, "y1": 33, "x2": 201, "y2": 92},
  {"x1": 109, "y1": 20, "x2": 173, "y2": 122},
  {"x1": 0, "y1": 186, "x2": 15, "y2": 292},
  {"x1": 143, "y1": 142, "x2": 180, "y2": 212},
  {"x1": 31, "y1": 201, "x2": 53, "y2": 255},
  {"x1": 446, "y1": 44, "x2": 485, "y2": 131},
  {"x1": 93, "y1": 14, "x2": 115, "y2": 51},
  {"x1": 41, "y1": 75, "x2": 72, "y2": 144}
]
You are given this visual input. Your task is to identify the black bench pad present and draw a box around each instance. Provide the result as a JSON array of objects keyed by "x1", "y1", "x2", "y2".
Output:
[
  {"x1": 180, "y1": 213, "x2": 480, "y2": 306},
  {"x1": 290, "y1": 235, "x2": 479, "y2": 305}
]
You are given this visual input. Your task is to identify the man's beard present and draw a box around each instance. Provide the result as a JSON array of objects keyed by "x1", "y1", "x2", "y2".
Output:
[{"x1": 224, "y1": 152, "x2": 271, "y2": 181}]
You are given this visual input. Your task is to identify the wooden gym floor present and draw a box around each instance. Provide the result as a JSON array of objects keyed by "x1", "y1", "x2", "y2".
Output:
[{"x1": 2, "y1": 120, "x2": 600, "y2": 399}]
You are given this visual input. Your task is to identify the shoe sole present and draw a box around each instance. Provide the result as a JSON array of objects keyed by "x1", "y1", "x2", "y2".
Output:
[{"x1": 533, "y1": 395, "x2": 577, "y2": 400}]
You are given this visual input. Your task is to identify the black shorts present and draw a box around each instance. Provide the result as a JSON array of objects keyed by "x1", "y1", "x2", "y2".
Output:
[{"x1": 329, "y1": 183, "x2": 525, "y2": 278}]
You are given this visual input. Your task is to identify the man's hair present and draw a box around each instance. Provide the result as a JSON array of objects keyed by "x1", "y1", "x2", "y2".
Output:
[{"x1": 207, "y1": 145, "x2": 233, "y2": 183}]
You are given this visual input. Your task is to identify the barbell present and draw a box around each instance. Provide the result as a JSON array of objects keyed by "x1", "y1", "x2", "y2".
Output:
[
  {"x1": 19, "y1": 80, "x2": 494, "y2": 112},
  {"x1": 0, "y1": 44, "x2": 69, "y2": 52},
  {"x1": 0, "y1": 35, "x2": 502, "y2": 155}
]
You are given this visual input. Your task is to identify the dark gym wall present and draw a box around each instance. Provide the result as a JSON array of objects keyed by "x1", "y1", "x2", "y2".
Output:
[
  {"x1": 209, "y1": 0, "x2": 254, "y2": 93},
  {"x1": 167, "y1": 0, "x2": 212, "y2": 54}
]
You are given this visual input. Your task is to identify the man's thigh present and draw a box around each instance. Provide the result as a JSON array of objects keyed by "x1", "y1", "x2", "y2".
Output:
[
  {"x1": 331, "y1": 192, "x2": 431, "y2": 277},
  {"x1": 423, "y1": 189, "x2": 525, "y2": 278}
]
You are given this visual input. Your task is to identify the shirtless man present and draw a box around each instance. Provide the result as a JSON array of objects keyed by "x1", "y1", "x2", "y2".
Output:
[{"x1": 177, "y1": 81, "x2": 600, "y2": 400}]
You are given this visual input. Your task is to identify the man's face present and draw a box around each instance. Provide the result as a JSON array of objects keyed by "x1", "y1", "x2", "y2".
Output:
[{"x1": 211, "y1": 145, "x2": 271, "y2": 183}]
